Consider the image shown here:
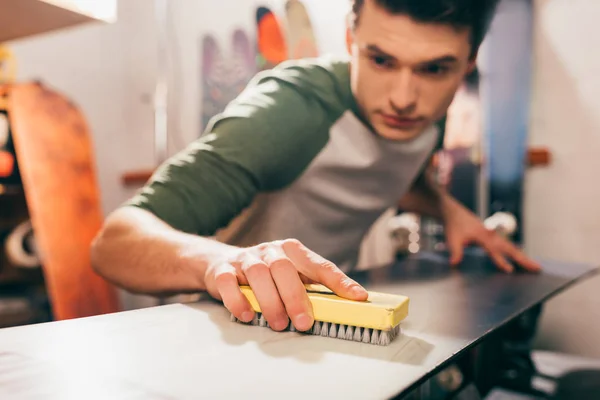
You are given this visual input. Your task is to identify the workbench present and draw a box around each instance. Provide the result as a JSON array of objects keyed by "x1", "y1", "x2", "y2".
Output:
[{"x1": 0, "y1": 249, "x2": 597, "y2": 399}]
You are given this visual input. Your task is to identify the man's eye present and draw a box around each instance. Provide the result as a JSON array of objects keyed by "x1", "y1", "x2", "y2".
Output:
[
  {"x1": 420, "y1": 64, "x2": 449, "y2": 75},
  {"x1": 371, "y1": 55, "x2": 392, "y2": 68}
]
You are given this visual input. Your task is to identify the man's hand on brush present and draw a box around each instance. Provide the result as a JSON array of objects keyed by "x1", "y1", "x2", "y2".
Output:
[{"x1": 203, "y1": 238, "x2": 369, "y2": 332}]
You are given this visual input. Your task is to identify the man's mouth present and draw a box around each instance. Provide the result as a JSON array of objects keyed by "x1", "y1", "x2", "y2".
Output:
[{"x1": 380, "y1": 113, "x2": 424, "y2": 129}]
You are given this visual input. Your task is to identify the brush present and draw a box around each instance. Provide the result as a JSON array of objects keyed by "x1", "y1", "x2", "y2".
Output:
[{"x1": 230, "y1": 283, "x2": 409, "y2": 346}]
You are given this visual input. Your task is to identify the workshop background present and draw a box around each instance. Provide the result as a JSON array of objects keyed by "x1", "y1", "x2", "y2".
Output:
[{"x1": 4, "y1": 0, "x2": 599, "y2": 360}]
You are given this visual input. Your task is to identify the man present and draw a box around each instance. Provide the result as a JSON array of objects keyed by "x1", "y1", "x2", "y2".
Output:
[{"x1": 91, "y1": 0, "x2": 540, "y2": 334}]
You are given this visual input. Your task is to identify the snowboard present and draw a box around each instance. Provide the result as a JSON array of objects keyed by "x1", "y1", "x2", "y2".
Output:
[
  {"x1": 201, "y1": 34, "x2": 225, "y2": 131},
  {"x1": 256, "y1": 6, "x2": 288, "y2": 71},
  {"x1": 5, "y1": 81, "x2": 121, "y2": 320},
  {"x1": 230, "y1": 28, "x2": 258, "y2": 100},
  {"x1": 201, "y1": 29, "x2": 256, "y2": 133},
  {"x1": 285, "y1": 0, "x2": 319, "y2": 59},
  {"x1": 479, "y1": 0, "x2": 534, "y2": 244}
]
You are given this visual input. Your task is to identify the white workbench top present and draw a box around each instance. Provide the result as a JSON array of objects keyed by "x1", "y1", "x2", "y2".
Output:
[
  {"x1": 0, "y1": 251, "x2": 597, "y2": 399},
  {"x1": 0, "y1": 298, "x2": 464, "y2": 399}
]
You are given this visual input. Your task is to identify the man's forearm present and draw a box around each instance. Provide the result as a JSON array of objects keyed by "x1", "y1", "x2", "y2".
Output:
[{"x1": 91, "y1": 206, "x2": 237, "y2": 296}]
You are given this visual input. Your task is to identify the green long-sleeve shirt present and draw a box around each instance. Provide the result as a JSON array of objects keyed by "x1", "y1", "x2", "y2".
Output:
[{"x1": 125, "y1": 55, "x2": 444, "y2": 271}]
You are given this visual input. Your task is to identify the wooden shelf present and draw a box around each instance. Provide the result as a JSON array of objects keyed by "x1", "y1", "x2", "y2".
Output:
[
  {"x1": 0, "y1": 0, "x2": 116, "y2": 43},
  {"x1": 526, "y1": 146, "x2": 551, "y2": 167},
  {"x1": 122, "y1": 168, "x2": 155, "y2": 186}
]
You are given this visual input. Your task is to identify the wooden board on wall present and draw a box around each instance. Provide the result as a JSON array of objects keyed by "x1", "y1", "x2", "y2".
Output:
[{"x1": 6, "y1": 82, "x2": 121, "y2": 320}]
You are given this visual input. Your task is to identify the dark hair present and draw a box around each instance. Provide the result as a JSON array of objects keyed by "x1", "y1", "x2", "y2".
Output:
[{"x1": 349, "y1": 0, "x2": 500, "y2": 58}]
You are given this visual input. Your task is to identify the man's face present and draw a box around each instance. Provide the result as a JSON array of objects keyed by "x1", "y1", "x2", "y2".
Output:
[{"x1": 348, "y1": 0, "x2": 476, "y2": 141}]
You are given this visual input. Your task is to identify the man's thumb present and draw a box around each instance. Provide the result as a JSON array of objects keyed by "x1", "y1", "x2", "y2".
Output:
[{"x1": 282, "y1": 238, "x2": 368, "y2": 301}]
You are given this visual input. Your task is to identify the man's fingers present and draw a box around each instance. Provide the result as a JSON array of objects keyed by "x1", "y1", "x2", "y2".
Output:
[
  {"x1": 501, "y1": 240, "x2": 542, "y2": 272},
  {"x1": 241, "y1": 254, "x2": 289, "y2": 331},
  {"x1": 492, "y1": 253, "x2": 514, "y2": 273},
  {"x1": 484, "y1": 243, "x2": 514, "y2": 273},
  {"x1": 446, "y1": 236, "x2": 464, "y2": 266},
  {"x1": 482, "y1": 234, "x2": 542, "y2": 273},
  {"x1": 281, "y1": 239, "x2": 368, "y2": 301},
  {"x1": 472, "y1": 230, "x2": 514, "y2": 273},
  {"x1": 213, "y1": 263, "x2": 255, "y2": 322},
  {"x1": 263, "y1": 245, "x2": 314, "y2": 332}
]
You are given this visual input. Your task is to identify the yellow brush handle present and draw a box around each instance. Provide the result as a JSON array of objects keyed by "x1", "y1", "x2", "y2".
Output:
[{"x1": 238, "y1": 283, "x2": 410, "y2": 331}]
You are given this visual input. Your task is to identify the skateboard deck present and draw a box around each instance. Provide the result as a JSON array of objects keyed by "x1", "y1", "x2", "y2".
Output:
[
  {"x1": 479, "y1": 0, "x2": 534, "y2": 244},
  {"x1": 256, "y1": 6, "x2": 288, "y2": 71},
  {"x1": 230, "y1": 28, "x2": 257, "y2": 100},
  {"x1": 201, "y1": 29, "x2": 256, "y2": 133},
  {"x1": 285, "y1": 0, "x2": 319, "y2": 59},
  {"x1": 201, "y1": 34, "x2": 225, "y2": 131},
  {"x1": 5, "y1": 82, "x2": 121, "y2": 320}
]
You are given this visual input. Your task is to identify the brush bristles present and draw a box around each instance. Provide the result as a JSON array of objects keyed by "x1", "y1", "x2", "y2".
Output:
[{"x1": 230, "y1": 312, "x2": 401, "y2": 346}]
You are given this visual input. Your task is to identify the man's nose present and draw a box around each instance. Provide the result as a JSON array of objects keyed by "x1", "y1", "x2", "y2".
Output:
[{"x1": 389, "y1": 69, "x2": 417, "y2": 113}]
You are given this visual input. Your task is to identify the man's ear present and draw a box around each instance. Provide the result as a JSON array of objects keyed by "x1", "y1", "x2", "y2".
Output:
[
  {"x1": 467, "y1": 61, "x2": 476, "y2": 75},
  {"x1": 466, "y1": 50, "x2": 479, "y2": 74},
  {"x1": 345, "y1": 12, "x2": 355, "y2": 55},
  {"x1": 345, "y1": 27, "x2": 353, "y2": 54}
]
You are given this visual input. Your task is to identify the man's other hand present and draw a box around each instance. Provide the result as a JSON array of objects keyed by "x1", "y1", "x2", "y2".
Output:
[{"x1": 442, "y1": 200, "x2": 542, "y2": 273}]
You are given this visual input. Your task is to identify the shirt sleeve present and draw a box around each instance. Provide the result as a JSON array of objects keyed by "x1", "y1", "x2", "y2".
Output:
[{"x1": 124, "y1": 65, "x2": 335, "y2": 236}]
